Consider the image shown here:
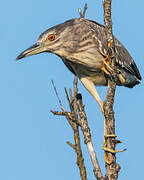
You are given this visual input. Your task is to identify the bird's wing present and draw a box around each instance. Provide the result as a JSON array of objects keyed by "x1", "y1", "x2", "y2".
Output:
[
  {"x1": 86, "y1": 19, "x2": 142, "y2": 80},
  {"x1": 114, "y1": 38, "x2": 142, "y2": 80}
]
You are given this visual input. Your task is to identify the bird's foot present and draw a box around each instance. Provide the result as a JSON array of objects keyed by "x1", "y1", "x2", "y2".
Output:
[
  {"x1": 102, "y1": 40, "x2": 126, "y2": 84},
  {"x1": 101, "y1": 40, "x2": 114, "y2": 75},
  {"x1": 101, "y1": 55, "x2": 114, "y2": 75},
  {"x1": 102, "y1": 55, "x2": 126, "y2": 84},
  {"x1": 103, "y1": 134, "x2": 125, "y2": 164}
]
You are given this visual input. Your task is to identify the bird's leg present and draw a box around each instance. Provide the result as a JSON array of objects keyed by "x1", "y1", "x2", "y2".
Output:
[
  {"x1": 80, "y1": 78, "x2": 125, "y2": 164},
  {"x1": 80, "y1": 77, "x2": 104, "y2": 114}
]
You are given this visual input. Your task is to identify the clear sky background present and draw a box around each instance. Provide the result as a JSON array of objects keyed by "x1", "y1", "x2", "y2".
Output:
[{"x1": 1, "y1": 0, "x2": 143, "y2": 179}]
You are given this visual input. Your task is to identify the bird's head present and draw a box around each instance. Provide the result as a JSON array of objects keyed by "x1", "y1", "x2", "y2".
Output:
[{"x1": 16, "y1": 19, "x2": 81, "y2": 60}]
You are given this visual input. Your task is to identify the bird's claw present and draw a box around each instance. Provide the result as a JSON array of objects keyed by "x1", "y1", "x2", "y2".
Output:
[{"x1": 103, "y1": 134, "x2": 126, "y2": 164}]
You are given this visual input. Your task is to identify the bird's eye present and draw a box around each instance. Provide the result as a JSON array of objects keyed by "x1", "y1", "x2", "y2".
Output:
[{"x1": 48, "y1": 34, "x2": 56, "y2": 41}]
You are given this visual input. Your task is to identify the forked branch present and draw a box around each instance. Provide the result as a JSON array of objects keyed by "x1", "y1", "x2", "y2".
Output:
[
  {"x1": 51, "y1": 77, "x2": 104, "y2": 180},
  {"x1": 78, "y1": 3, "x2": 88, "y2": 18},
  {"x1": 51, "y1": 78, "x2": 87, "y2": 180}
]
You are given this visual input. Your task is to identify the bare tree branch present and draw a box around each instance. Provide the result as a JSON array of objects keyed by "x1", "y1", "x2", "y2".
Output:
[
  {"x1": 103, "y1": 0, "x2": 125, "y2": 179},
  {"x1": 76, "y1": 94, "x2": 104, "y2": 180},
  {"x1": 51, "y1": 80, "x2": 87, "y2": 180},
  {"x1": 51, "y1": 76, "x2": 105, "y2": 180}
]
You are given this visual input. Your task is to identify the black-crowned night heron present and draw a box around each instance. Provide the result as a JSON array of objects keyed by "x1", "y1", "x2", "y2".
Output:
[
  {"x1": 17, "y1": 18, "x2": 142, "y2": 161},
  {"x1": 16, "y1": 18, "x2": 142, "y2": 113}
]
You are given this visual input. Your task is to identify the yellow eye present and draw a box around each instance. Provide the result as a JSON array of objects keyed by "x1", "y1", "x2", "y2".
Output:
[{"x1": 48, "y1": 34, "x2": 56, "y2": 41}]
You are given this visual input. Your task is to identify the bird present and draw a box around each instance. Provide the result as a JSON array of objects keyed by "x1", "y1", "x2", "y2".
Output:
[
  {"x1": 16, "y1": 18, "x2": 142, "y2": 113},
  {"x1": 16, "y1": 17, "x2": 142, "y2": 161}
]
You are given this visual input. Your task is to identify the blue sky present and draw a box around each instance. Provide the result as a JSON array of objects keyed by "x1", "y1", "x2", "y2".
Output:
[{"x1": 1, "y1": 0, "x2": 143, "y2": 179}]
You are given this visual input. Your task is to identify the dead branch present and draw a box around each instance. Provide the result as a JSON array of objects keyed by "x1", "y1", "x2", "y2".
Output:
[
  {"x1": 76, "y1": 94, "x2": 104, "y2": 180},
  {"x1": 51, "y1": 77, "x2": 105, "y2": 180},
  {"x1": 51, "y1": 79, "x2": 87, "y2": 180},
  {"x1": 103, "y1": 0, "x2": 125, "y2": 179}
]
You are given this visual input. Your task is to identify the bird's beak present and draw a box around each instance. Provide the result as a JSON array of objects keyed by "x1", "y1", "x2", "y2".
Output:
[{"x1": 16, "y1": 42, "x2": 46, "y2": 60}]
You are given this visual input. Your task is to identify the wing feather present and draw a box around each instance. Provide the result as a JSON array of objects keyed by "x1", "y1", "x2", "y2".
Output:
[{"x1": 86, "y1": 19, "x2": 142, "y2": 80}]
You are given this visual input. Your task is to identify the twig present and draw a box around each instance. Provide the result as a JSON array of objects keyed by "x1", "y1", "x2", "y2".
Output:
[
  {"x1": 64, "y1": 88, "x2": 70, "y2": 105},
  {"x1": 50, "y1": 111, "x2": 68, "y2": 116},
  {"x1": 69, "y1": 88, "x2": 73, "y2": 101},
  {"x1": 78, "y1": 3, "x2": 88, "y2": 18},
  {"x1": 74, "y1": 76, "x2": 78, "y2": 97},
  {"x1": 51, "y1": 80, "x2": 65, "y2": 112}
]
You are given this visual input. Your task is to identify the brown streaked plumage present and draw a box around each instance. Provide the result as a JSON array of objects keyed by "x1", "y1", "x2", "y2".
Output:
[{"x1": 16, "y1": 18, "x2": 142, "y2": 112}]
